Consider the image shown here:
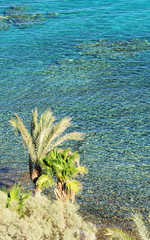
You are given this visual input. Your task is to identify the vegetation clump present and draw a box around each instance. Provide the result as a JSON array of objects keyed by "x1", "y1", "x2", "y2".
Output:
[
  {"x1": 0, "y1": 189, "x2": 97, "y2": 240},
  {"x1": 0, "y1": 185, "x2": 149, "y2": 240},
  {"x1": 0, "y1": 184, "x2": 30, "y2": 216}
]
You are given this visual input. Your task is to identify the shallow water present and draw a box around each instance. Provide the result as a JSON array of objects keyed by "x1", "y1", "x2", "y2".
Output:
[{"x1": 0, "y1": 0, "x2": 150, "y2": 224}]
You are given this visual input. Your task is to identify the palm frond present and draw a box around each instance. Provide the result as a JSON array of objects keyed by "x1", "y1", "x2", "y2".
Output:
[
  {"x1": 42, "y1": 117, "x2": 72, "y2": 152},
  {"x1": 76, "y1": 166, "x2": 88, "y2": 175},
  {"x1": 37, "y1": 174, "x2": 54, "y2": 189},
  {"x1": 52, "y1": 117, "x2": 72, "y2": 140},
  {"x1": 37, "y1": 127, "x2": 50, "y2": 159},
  {"x1": 66, "y1": 180, "x2": 82, "y2": 194},
  {"x1": 37, "y1": 119, "x2": 56, "y2": 159},
  {"x1": 106, "y1": 228, "x2": 136, "y2": 240},
  {"x1": 31, "y1": 108, "x2": 38, "y2": 138},
  {"x1": 10, "y1": 114, "x2": 36, "y2": 161},
  {"x1": 53, "y1": 162, "x2": 64, "y2": 172},
  {"x1": 31, "y1": 109, "x2": 55, "y2": 154},
  {"x1": 46, "y1": 117, "x2": 71, "y2": 148},
  {"x1": 9, "y1": 184, "x2": 20, "y2": 202},
  {"x1": 72, "y1": 152, "x2": 80, "y2": 165},
  {"x1": 45, "y1": 131, "x2": 85, "y2": 154},
  {"x1": 21, "y1": 191, "x2": 31, "y2": 203},
  {"x1": 40, "y1": 109, "x2": 55, "y2": 128},
  {"x1": 9, "y1": 118, "x2": 19, "y2": 130},
  {"x1": 133, "y1": 213, "x2": 150, "y2": 240}
]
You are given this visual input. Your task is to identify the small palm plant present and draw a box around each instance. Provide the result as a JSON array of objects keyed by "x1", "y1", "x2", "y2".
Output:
[
  {"x1": 10, "y1": 109, "x2": 84, "y2": 195},
  {"x1": 106, "y1": 212, "x2": 150, "y2": 240},
  {"x1": 2, "y1": 184, "x2": 31, "y2": 216},
  {"x1": 37, "y1": 148, "x2": 87, "y2": 202},
  {"x1": 132, "y1": 213, "x2": 150, "y2": 240}
]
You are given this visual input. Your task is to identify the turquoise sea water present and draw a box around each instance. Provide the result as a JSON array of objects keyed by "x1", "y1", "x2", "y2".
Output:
[{"x1": 0, "y1": 0, "x2": 150, "y2": 224}]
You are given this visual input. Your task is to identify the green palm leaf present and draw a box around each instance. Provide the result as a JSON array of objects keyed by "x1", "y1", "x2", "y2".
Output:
[
  {"x1": 7, "y1": 184, "x2": 31, "y2": 211},
  {"x1": 76, "y1": 166, "x2": 88, "y2": 175},
  {"x1": 9, "y1": 184, "x2": 20, "y2": 202},
  {"x1": 37, "y1": 174, "x2": 54, "y2": 189},
  {"x1": 66, "y1": 180, "x2": 82, "y2": 194},
  {"x1": 106, "y1": 228, "x2": 136, "y2": 240},
  {"x1": 133, "y1": 213, "x2": 150, "y2": 240}
]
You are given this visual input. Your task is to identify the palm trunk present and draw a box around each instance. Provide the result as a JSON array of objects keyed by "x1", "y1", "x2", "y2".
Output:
[
  {"x1": 29, "y1": 155, "x2": 33, "y2": 180},
  {"x1": 29, "y1": 156, "x2": 42, "y2": 196},
  {"x1": 34, "y1": 185, "x2": 42, "y2": 196},
  {"x1": 54, "y1": 181, "x2": 75, "y2": 203}
]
